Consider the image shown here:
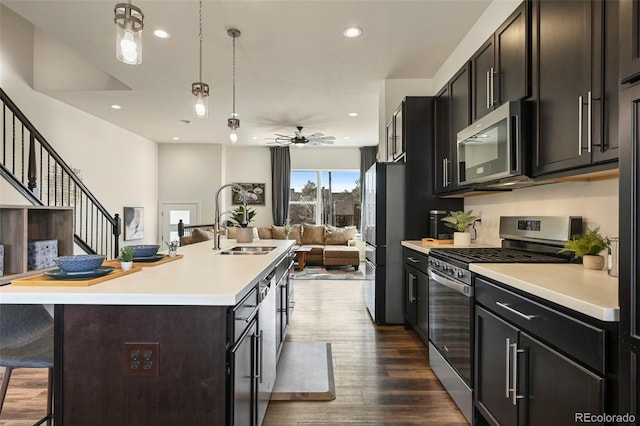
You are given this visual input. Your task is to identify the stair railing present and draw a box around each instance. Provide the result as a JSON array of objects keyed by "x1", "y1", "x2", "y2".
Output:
[{"x1": 1, "y1": 88, "x2": 121, "y2": 258}]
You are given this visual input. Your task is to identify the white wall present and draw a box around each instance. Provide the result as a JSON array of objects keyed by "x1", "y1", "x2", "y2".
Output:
[
  {"x1": 466, "y1": 178, "x2": 619, "y2": 246},
  {"x1": 157, "y1": 143, "x2": 223, "y2": 228},
  {"x1": 1, "y1": 5, "x2": 159, "y2": 248},
  {"x1": 290, "y1": 147, "x2": 360, "y2": 170},
  {"x1": 224, "y1": 146, "x2": 272, "y2": 227}
]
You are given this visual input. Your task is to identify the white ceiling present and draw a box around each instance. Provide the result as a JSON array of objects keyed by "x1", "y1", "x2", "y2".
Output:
[{"x1": 3, "y1": 0, "x2": 492, "y2": 147}]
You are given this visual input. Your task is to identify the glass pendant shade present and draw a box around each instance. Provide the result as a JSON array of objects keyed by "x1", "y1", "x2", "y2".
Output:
[
  {"x1": 192, "y1": 82, "x2": 209, "y2": 118},
  {"x1": 228, "y1": 117, "x2": 240, "y2": 143},
  {"x1": 114, "y1": 3, "x2": 144, "y2": 65}
]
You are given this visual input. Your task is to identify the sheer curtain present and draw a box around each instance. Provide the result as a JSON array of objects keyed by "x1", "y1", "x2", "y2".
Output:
[
  {"x1": 270, "y1": 147, "x2": 291, "y2": 226},
  {"x1": 359, "y1": 146, "x2": 378, "y2": 234}
]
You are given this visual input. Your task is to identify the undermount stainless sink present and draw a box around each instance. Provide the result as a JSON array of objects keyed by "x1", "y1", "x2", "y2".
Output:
[{"x1": 216, "y1": 246, "x2": 276, "y2": 255}]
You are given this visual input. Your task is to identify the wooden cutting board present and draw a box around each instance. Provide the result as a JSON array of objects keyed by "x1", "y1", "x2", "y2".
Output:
[
  {"x1": 103, "y1": 254, "x2": 184, "y2": 268},
  {"x1": 11, "y1": 266, "x2": 142, "y2": 287},
  {"x1": 421, "y1": 238, "x2": 454, "y2": 245}
]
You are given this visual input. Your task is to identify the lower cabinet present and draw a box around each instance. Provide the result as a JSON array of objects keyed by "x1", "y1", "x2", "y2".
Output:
[
  {"x1": 403, "y1": 248, "x2": 429, "y2": 344},
  {"x1": 475, "y1": 277, "x2": 610, "y2": 426}
]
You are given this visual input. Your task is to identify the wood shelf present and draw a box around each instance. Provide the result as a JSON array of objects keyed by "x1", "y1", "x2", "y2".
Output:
[{"x1": 0, "y1": 205, "x2": 74, "y2": 285}]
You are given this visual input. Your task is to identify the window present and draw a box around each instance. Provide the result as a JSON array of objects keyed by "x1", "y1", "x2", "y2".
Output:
[{"x1": 289, "y1": 170, "x2": 360, "y2": 228}]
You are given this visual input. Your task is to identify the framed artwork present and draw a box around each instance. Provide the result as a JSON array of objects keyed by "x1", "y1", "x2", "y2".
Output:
[
  {"x1": 124, "y1": 207, "x2": 144, "y2": 241},
  {"x1": 232, "y1": 183, "x2": 266, "y2": 205}
]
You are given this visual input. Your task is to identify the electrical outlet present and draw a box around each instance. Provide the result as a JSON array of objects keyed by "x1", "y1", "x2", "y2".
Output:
[{"x1": 124, "y1": 342, "x2": 159, "y2": 377}]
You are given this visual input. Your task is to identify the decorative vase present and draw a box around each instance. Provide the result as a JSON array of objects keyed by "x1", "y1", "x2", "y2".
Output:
[
  {"x1": 582, "y1": 255, "x2": 605, "y2": 270},
  {"x1": 236, "y1": 227, "x2": 254, "y2": 243},
  {"x1": 168, "y1": 250, "x2": 177, "y2": 258},
  {"x1": 453, "y1": 232, "x2": 471, "y2": 247},
  {"x1": 120, "y1": 261, "x2": 133, "y2": 271}
]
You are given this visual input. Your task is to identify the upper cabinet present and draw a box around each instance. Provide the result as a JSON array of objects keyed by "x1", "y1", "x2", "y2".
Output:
[
  {"x1": 433, "y1": 86, "x2": 450, "y2": 194},
  {"x1": 620, "y1": 0, "x2": 640, "y2": 83},
  {"x1": 386, "y1": 104, "x2": 405, "y2": 162},
  {"x1": 532, "y1": 0, "x2": 618, "y2": 176},
  {"x1": 472, "y1": 2, "x2": 530, "y2": 121}
]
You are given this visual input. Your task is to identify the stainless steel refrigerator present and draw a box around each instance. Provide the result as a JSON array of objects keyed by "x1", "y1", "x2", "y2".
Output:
[{"x1": 363, "y1": 162, "x2": 405, "y2": 325}]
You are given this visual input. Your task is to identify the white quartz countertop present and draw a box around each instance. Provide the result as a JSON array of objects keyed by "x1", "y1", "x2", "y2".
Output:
[
  {"x1": 0, "y1": 239, "x2": 295, "y2": 306},
  {"x1": 471, "y1": 263, "x2": 619, "y2": 322},
  {"x1": 401, "y1": 240, "x2": 494, "y2": 255}
]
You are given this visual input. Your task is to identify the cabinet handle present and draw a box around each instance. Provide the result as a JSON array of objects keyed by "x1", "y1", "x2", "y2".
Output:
[
  {"x1": 505, "y1": 338, "x2": 511, "y2": 399},
  {"x1": 511, "y1": 342, "x2": 525, "y2": 405},
  {"x1": 259, "y1": 330, "x2": 264, "y2": 383},
  {"x1": 253, "y1": 333, "x2": 261, "y2": 379},
  {"x1": 407, "y1": 257, "x2": 419, "y2": 263},
  {"x1": 442, "y1": 158, "x2": 447, "y2": 187},
  {"x1": 237, "y1": 305, "x2": 260, "y2": 323},
  {"x1": 489, "y1": 67, "x2": 495, "y2": 107},
  {"x1": 587, "y1": 90, "x2": 592, "y2": 153},
  {"x1": 486, "y1": 70, "x2": 491, "y2": 110},
  {"x1": 408, "y1": 273, "x2": 416, "y2": 302},
  {"x1": 495, "y1": 301, "x2": 536, "y2": 320},
  {"x1": 578, "y1": 95, "x2": 583, "y2": 156}
]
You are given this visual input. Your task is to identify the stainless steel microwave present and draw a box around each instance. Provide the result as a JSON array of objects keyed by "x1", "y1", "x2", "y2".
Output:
[{"x1": 457, "y1": 100, "x2": 529, "y2": 187}]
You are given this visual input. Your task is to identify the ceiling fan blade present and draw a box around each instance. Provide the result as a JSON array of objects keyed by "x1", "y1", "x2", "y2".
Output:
[
  {"x1": 320, "y1": 136, "x2": 336, "y2": 141},
  {"x1": 274, "y1": 133, "x2": 292, "y2": 138},
  {"x1": 320, "y1": 140, "x2": 335, "y2": 144},
  {"x1": 308, "y1": 132, "x2": 324, "y2": 138}
]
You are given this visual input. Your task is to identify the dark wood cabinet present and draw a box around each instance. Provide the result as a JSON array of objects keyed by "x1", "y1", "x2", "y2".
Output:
[
  {"x1": 475, "y1": 277, "x2": 612, "y2": 426},
  {"x1": 403, "y1": 248, "x2": 429, "y2": 344},
  {"x1": 386, "y1": 104, "x2": 405, "y2": 162},
  {"x1": 386, "y1": 118, "x2": 394, "y2": 162},
  {"x1": 433, "y1": 86, "x2": 451, "y2": 194},
  {"x1": 532, "y1": 0, "x2": 617, "y2": 176},
  {"x1": 620, "y1": 0, "x2": 640, "y2": 83},
  {"x1": 449, "y1": 62, "x2": 472, "y2": 188},
  {"x1": 472, "y1": 2, "x2": 530, "y2": 122}
]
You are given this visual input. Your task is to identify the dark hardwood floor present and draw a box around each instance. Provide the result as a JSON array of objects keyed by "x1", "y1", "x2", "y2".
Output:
[{"x1": 0, "y1": 279, "x2": 466, "y2": 425}]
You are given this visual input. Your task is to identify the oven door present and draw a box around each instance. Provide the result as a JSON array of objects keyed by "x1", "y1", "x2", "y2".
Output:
[{"x1": 427, "y1": 268, "x2": 473, "y2": 386}]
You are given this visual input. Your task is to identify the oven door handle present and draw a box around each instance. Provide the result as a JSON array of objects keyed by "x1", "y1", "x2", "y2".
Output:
[{"x1": 428, "y1": 269, "x2": 473, "y2": 297}]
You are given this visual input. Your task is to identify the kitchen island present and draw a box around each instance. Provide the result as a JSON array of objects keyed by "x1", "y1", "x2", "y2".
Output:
[{"x1": 0, "y1": 239, "x2": 296, "y2": 425}]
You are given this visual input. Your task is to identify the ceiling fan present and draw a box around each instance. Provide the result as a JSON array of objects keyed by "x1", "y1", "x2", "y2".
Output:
[{"x1": 267, "y1": 126, "x2": 335, "y2": 146}]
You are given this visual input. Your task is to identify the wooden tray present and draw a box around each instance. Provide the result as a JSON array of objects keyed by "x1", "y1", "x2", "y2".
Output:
[
  {"x1": 11, "y1": 266, "x2": 142, "y2": 287},
  {"x1": 421, "y1": 238, "x2": 454, "y2": 245},
  {"x1": 103, "y1": 254, "x2": 183, "y2": 268}
]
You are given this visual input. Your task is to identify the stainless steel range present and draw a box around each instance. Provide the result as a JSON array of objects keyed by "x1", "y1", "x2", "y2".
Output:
[{"x1": 426, "y1": 216, "x2": 582, "y2": 424}]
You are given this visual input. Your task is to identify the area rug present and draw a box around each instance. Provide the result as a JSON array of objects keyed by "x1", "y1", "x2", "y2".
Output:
[
  {"x1": 291, "y1": 263, "x2": 365, "y2": 280},
  {"x1": 271, "y1": 342, "x2": 336, "y2": 401}
]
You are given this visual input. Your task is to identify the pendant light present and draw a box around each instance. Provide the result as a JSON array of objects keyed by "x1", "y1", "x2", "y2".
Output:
[
  {"x1": 227, "y1": 28, "x2": 241, "y2": 143},
  {"x1": 192, "y1": 0, "x2": 210, "y2": 118},
  {"x1": 114, "y1": 1, "x2": 144, "y2": 65}
]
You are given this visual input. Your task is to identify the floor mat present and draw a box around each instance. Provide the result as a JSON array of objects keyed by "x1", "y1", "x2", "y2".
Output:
[
  {"x1": 271, "y1": 342, "x2": 336, "y2": 401},
  {"x1": 291, "y1": 263, "x2": 365, "y2": 280}
]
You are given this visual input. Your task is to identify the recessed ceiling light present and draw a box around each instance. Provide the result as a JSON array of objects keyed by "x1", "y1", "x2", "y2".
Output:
[
  {"x1": 343, "y1": 26, "x2": 363, "y2": 38},
  {"x1": 172, "y1": 136, "x2": 180, "y2": 141},
  {"x1": 154, "y1": 29, "x2": 171, "y2": 39},
  {"x1": 344, "y1": 136, "x2": 351, "y2": 140},
  {"x1": 111, "y1": 104, "x2": 122, "y2": 109},
  {"x1": 251, "y1": 136, "x2": 259, "y2": 140},
  {"x1": 348, "y1": 112, "x2": 358, "y2": 117}
]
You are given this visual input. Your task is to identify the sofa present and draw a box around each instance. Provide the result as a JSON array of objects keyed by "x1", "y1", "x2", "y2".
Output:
[{"x1": 181, "y1": 223, "x2": 361, "y2": 270}]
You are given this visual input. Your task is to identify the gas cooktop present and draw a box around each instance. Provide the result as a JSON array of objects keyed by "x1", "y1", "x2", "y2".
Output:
[{"x1": 429, "y1": 247, "x2": 569, "y2": 264}]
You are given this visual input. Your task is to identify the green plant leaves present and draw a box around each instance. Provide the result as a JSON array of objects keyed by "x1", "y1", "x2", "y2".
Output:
[
  {"x1": 560, "y1": 226, "x2": 609, "y2": 258},
  {"x1": 441, "y1": 210, "x2": 479, "y2": 233}
]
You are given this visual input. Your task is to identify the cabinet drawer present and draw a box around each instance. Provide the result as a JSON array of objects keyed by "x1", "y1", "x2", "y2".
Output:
[
  {"x1": 404, "y1": 248, "x2": 429, "y2": 275},
  {"x1": 475, "y1": 277, "x2": 606, "y2": 374},
  {"x1": 232, "y1": 286, "x2": 259, "y2": 344}
]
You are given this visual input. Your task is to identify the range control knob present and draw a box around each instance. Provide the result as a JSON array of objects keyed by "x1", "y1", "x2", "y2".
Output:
[{"x1": 457, "y1": 270, "x2": 464, "y2": 278}]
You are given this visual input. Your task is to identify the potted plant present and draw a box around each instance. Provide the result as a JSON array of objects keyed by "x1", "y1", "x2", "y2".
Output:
[
  {"x1": 227, "y1": 205, "x2": 257, "y2": 243},
  {"x1": 560, "y1": 227, "x2": 610, "y2": 270},
  {"x1": 120, "y1": 246, "x2": 135, "y2": 271},
  {"x1": 441, "y1": 210, "x2": 479, "y2": 246},
  {"x1": 284, "y1": 219, "x2": 292, "y2": 240},
  {"x1": 165, "y1": 240, "x2": 179, "y2": 258}
]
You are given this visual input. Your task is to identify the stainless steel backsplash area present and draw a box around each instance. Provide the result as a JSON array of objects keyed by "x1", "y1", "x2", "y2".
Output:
[{"x1": 465, "y1": 178, "x2": 619, "y2": 247}]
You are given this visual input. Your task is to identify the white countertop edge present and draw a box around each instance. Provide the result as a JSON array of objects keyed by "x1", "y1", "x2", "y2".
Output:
[
  {"x1": 470, "y1": 264, "x2": 619, "y2": 322},
  {"x1": 0, "y1": 292, "x2": 240, "y2": 306}
]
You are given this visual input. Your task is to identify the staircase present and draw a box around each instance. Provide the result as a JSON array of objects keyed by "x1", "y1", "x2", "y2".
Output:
[{"x1": 0, "y1": 88, "x2": 121, "y2": 258}]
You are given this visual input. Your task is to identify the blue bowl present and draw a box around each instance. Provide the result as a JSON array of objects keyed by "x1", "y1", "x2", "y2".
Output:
[
  {"x1": 54, "y1": 254, "x2": 106, "y2": 273},
  {"x1": 128, "y1": 245, "x2": 160, "y2": 258}
]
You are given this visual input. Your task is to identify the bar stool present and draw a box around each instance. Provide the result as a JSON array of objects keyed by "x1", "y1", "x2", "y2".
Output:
[{"x1": 0, "y1": 304, "x2": 54, "y2": 426}]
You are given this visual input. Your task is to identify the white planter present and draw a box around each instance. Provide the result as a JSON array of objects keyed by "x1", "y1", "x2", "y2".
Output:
[
  {"x1": 168, "y1": 250, "x2": 177, "y2": 258},
  {"x1": 453, "y1": 232, "x2": 471, "y2": 247},
  {"x1": 236, "y1": 227, "x2": 254, "y2": 244},
  {"x1": 582, "y1": 255, "x2": 605, "y2": 270},
  {"x1": 120, "y1": 261, "x2": 133, "y2": 271}
]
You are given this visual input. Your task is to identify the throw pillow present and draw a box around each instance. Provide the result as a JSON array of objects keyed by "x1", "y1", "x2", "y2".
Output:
[
  {"x1": 302, "y1": 223, "x2": 325, "y2": 245},
  {"x1": 271, "y1": 225, "x2": 301, "y2": 244},
  {"x1": 325, "y1": 226, "x2": 357, "y2": 245},
  {"x1": 257, "y1": 227, "x2": 273, "y2": 239},
  {"x1": 191, "y1": 228, "x2": 215, "y2": 243}
]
